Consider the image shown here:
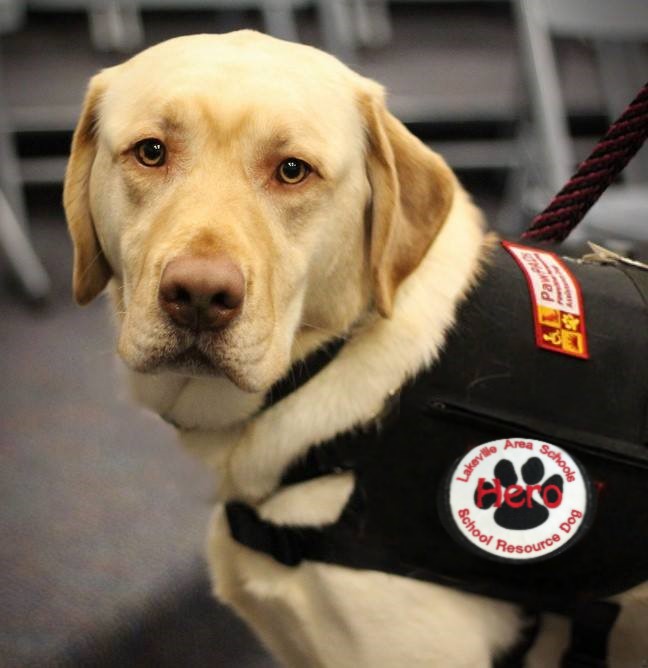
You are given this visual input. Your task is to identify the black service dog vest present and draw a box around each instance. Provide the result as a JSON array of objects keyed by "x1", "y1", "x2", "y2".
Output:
[{"x1": 226, "y1": 243, "x2": 648, "y2": 631}]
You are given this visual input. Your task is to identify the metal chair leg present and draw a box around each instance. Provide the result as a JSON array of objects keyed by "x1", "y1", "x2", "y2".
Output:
[
  {"x1": 316, "y1": 0, "x2": 355, "y2": 61},
  {"x1": 0, "y1": 45, "x2": 50, "y2": 302},
  {"x1": 88, "y1": 0, "x2": 144, "y2": 52},
  {"x1": 0, "y1": 189, "x2": 50, "y2": 301},
  {"x1": 260, "y1": 0, "x2": 299, "y2": 42},
  {"x1": 351, "y1": 0, "x2": 391, "y2": 48}
]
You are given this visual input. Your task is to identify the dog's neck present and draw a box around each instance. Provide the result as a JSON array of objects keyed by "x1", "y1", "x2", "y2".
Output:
[{"x1": 126, "y1": 188, "x2": 491, "y2": 502}]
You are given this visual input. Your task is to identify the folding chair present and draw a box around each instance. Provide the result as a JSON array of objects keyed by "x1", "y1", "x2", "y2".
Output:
[
  {"x1": 27, "y1": 0, "x2": 367, "y2": 59},
  {"x1": 0, "y1": 0, "x2": 50, "y2": 301}
]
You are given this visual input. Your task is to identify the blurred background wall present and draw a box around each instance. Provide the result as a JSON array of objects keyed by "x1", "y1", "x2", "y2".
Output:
[{"x1": 0, "y1": 1, "x2": 646, "y2": 666}]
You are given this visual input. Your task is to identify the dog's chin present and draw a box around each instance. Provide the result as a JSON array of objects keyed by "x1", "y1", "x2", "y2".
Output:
[
  {"x1": 123, "y1": 345, "x2": 276, "y2": 394},
  {"x1": 123, "y1": 346, "x2": 220, "y2": 377},
  {"x1": 160, "y1": 347, "x2": 223, "y2": 378}
]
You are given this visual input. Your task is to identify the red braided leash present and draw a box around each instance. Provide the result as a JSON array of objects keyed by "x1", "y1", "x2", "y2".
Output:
[{"x1": 522, "y1": 81, "x2": 648, "y2": 243}]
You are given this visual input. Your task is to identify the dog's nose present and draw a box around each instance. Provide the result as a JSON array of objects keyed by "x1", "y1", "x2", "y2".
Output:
[{"x1": 158, "y1": 255, "x2": 245, "y2": 330}]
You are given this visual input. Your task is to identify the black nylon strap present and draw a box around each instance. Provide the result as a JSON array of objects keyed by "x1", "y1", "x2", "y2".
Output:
[
  {"x1": 261, "y1": 336, "x2": 346, "y2": 411},
  {"x1": 560, "y1": 601, "x2": 621, "y2": 668},
  {"x1": 226, "y1": 501, "x2": 326, "y2": 567},
  {"x1": 226, "y1": 502, "x2": 303, "y2": 566}
]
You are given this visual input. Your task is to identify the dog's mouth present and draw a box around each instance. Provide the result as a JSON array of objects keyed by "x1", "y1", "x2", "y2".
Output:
[
  {"x1": 137, "y1": 343, "x2": 272, "y2": 393},
  {"x1": 126, "y1": 335, "x2": 225, "y2": 378},
  {"x1": 120, "y1": 314, "x2": 280, "y2": 392},
  {"x1": 162, "y1": 345, "x2": 222, "y2": 376}
]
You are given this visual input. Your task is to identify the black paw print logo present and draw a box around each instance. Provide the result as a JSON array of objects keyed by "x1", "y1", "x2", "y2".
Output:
[{"x1": 475, "y1": 457, "x2": 564, "y2": 530}]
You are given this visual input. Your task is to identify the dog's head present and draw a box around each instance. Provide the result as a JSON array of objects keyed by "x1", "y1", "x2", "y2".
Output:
[{"x1": 64, "y1": 31, "x2": 454, "y2": 394}]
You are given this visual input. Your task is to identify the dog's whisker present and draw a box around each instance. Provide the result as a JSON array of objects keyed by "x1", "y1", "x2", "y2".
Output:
[{"x1": 300, "y1": 321, "x2": 349, "y2": 341}]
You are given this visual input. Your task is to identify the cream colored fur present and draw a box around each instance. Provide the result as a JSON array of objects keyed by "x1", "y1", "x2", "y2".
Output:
[{"x1": 64, "y1": 31, "x2": 646, "y2": 667}]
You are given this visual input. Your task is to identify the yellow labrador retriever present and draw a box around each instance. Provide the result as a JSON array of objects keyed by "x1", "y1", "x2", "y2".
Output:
[{"x1": 64, "y1": 32, "x2": 647, "y2": 667}]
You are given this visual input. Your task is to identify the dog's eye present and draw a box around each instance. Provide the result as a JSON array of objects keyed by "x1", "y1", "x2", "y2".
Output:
[
  {"x1": 277, "y1": 158, "x2": 310, "y2": 185},
  {"x1": 134, "y1": 139, "x2": 166, "y2": 167}
]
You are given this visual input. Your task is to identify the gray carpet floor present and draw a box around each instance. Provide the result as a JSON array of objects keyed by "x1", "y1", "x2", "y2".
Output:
[{"x1": 0, "y1": 204, "x2": 276, "y2": 667}]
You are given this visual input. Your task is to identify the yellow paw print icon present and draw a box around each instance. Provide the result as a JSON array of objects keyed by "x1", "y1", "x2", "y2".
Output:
[{"x1": 561, "y1": 314, "x2": 580, "y2": 331}]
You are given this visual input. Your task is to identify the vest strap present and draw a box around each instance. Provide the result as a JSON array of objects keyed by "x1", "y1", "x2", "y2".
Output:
[
  {"x1": 226, "y1": 501, "x2": 314, "y2": 567},
  {"x1": 561, "y1": 601, "x2": 621, "y2": 668},
  {"x1": 261, "y1": 337, "x2": 346, "y2": 411}
]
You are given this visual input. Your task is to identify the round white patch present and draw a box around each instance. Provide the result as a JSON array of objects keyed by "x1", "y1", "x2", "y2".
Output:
[{"x1": 440, "y1": 438, "x2": 594, "y2": 563}]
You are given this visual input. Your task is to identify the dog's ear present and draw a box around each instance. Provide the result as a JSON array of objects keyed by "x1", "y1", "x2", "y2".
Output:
[
  {"x1": 63, "y1": 72, "x2": 112, "y2": 305},
  {"x1": 360, "y1": 85, "x2": 455, "y2": 317}
]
